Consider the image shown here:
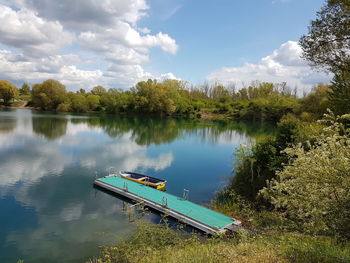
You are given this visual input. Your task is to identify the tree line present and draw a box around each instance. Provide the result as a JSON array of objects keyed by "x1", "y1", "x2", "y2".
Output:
[{"x1": 0, "y1": 75, "x2": 348, "y2": 122}]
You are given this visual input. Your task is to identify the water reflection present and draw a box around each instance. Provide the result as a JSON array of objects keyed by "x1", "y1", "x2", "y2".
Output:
[
  {"x1": 0, "y1": 109, "x2": 275, "y2": 262},
  {"x1": 32, "y1": 116, "x2": 68, "y2": 140},
  {"x1": 6, "y1": 167, "x2": 133, "y2": 263},
  {"x1": 73, "y1": 115, "x2": 275, "y2": 146},
  {"x1": 0, "y1": 115, "x2": 17, "y2": 133}
]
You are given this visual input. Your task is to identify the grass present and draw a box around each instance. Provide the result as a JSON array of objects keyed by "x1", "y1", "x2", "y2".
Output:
[{"x1": 90, "y1": 221, "x2": 350, "y2": 263}]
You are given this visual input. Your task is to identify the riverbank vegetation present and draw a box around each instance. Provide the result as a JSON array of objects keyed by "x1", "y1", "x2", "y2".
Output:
[
  {"x1": 90, "y1": 222, "x2": 350, "y2": 263},
  {"x1": 0, "y1": 78, "x2": 337, "y2": 122}
]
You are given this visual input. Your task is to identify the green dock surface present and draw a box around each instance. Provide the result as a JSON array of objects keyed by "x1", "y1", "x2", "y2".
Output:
[{"x1": 97, "y1": 176, "x2": 236, "y2": 230}]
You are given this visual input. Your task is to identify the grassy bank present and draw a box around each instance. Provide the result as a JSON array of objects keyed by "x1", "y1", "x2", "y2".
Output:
[{"x1": 90, "y1": 221, "x2": 350, "y2": 263}]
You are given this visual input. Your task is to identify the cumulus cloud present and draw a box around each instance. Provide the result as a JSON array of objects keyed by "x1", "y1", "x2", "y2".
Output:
[
  {"x1": 15, "y1": 0, "x2": 149, "y2": 29},
  {"x1": 103, "y1": 64, "x2": 153, "y2": 87},
  {"x1": 158, "y1": 72, "x2": 180, "y2": 81},
  {"x1": 207, "y1": 41, "x2": 331, "y2": 92},
  {"x1": 0, "y1": 4, "x2": 74, "y2": 56},
  {"x1": 0, "y1": 50, "x2": 103, "y2": 89},
  {"x1": 78, "y1": 20, "x2": 178, "y2": 65},
  {"x1": 0, "y1": 1, "x2": 178, "y2": 90}
]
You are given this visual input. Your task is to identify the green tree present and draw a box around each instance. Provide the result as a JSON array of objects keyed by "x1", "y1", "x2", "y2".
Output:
[
  {"x1": 108, "y1": 88, "x2": 122, "y2": 95},
  {"x1": 77, "y1": 88, "x2": 86, "y2": 94},
  {"x1": 91, "y1": 85, "x2": 107, "y2": 96},
  {"x1": 86, "y1": 94, "x2": 100, "y2": 111},
  {"x1": 0, "y1": 80, "x2": 19, "y2": 106},
  {"x1": 299, "y1": 0, "x2": 350, "y2": 72},
  {"x1": 19, "y1": 83, "x2": 31, "y2": 95},
  {"x1": 300, "y1": 83, "x2": 331, "y2": 117},
  {"x1": 210, "y1": 85, "x2": 229, "y2": 100},
  {"x1": 329, "y1": 70, "x2": 350, "y2": 115},
  {"x1": 132, "y1": 79, "x2": 177, "y2": 115},
  {"x1": 56, "y1": 102, "x2": 71, "y2": 112},
  {"x1": 69, "y1": 93, "x2": 89, "y2": 112},
  {"x1": 32, "y1": 79, "x2": 67, "y2": 110}
]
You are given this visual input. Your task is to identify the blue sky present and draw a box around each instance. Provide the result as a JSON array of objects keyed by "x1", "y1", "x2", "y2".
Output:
[
  {"x1": 0, "y1": 0, "x2": 329, "y2": 91},
  {"x1": 143, "y1": 0, "x2": 324, "y2": 83}
]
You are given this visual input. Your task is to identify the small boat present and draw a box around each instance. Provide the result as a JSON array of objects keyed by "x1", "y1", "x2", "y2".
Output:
[{"x1": 118, "y1": 171, "x2": 167, "y2": 191}]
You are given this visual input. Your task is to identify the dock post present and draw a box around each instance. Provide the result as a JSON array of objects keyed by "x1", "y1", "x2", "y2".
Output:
[
  {"x1": 123, "y1": 182, "x2": 128, "y2": 192},
  {"x1": 162, "y1": 196, "x2": 168, "y2": 207},
  {"x1": 183, "y1": 189, "x2": 189, "y2": 200}
]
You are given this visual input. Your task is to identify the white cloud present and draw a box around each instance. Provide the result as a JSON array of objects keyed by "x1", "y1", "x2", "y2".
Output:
[
  {"x1": 207, "y1": 41, "x2": 331, "y2": 92},
  {"x1": 58, "y1": 66, "x2": 104, "y2": 88},
  {"x1": 103, "y1": 64, "x2": 154, "y2": 88},
  {"x1": 14, "y1": 0, "x2": 149, "y2": 28},
  {"x1": 0, "y1": 49, "x2": 103, "y2": 89},
  {"x1": 0, "y1": 4, "x2": 74, "y2": 56},
  {"x1": 0, "y1": 1, "x2": 178, "y2": 90},
  {"x1": 158, "y1": 72, "x2": 180, "y2": 81},
  {"x1": 79, "y1": 21, "x2": 178, "y2": 64}
]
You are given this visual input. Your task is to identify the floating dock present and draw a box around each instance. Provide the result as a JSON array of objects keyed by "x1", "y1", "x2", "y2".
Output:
[{"x1": 94, "y1": 175, "x2": 241, "y2": 235}]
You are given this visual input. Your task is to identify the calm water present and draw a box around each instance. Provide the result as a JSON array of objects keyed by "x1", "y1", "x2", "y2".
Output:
[{"x1": 0, "y1": 109, "x2": 274, "y2": 262}]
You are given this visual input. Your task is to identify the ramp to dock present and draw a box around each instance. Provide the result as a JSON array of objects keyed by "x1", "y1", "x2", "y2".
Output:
[{"x1": 94, "y1": 176, "x2": 241, "y2": 235}]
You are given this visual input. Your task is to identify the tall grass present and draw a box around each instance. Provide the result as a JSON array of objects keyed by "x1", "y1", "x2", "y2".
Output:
[{"x1": 90, "y1": 221, "x2": 350, "y2": 263}]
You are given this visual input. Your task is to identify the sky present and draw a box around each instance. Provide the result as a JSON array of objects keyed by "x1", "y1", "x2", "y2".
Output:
[{"x1": 0, "y1": 0, "x2": 331, "y2": 92}]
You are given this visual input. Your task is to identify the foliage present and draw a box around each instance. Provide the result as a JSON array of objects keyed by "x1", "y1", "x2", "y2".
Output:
[
  {"x1": 260, "y1": 112, "x2": 350, "y2": 239},
  {"x1": 300, "y1": 0, "x2": 350, "y2": 116},
  {"x1": 32, "y1": 79, "x2": 67, "y2": 110},
  {"x1": 91, "y1": 85, "x2": 107, "y2": 96},
  {"x1": 19, "y1": 83, "x2": 31, "y2": 95},
  {"x1": 0, "y1": 80, "x2": 19, "y2": 106},
  {"x1": 329, "y1": 69, "x2": 350, "y2": 115},
  {"x1": 299, "y1": 0, "x2": 350, "y2": 72},
  {"x1": 223, "y1": 115, "x2": 323, "y2": 202},
  {"x1": 132, "y1": 79, "x2": 177, "y2": 115},
  {"x1": 299, "y1": 84, "x2": 331, "y2": 118},
  {"x1": 232, "y1": 96, "x2": 299, "y2": 122},
  {"x1": 69, "y1": 93, "x2": 89, "y2": 112},
  {"x1": 86, "y1": 94, "x2": 100, "y2": 111},
  {"x1": 11, "y1": 77, "x2": 332, "y2": 121}
]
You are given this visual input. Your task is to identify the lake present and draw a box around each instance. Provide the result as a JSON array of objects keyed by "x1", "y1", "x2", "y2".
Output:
[{"x1": 0, "y1": 109, "x2": 274, "y2": 262}]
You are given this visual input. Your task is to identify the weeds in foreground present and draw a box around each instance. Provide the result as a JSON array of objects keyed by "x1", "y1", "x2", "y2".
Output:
[{"x1": 90, "y1": 221, "x2": 350, "y2": 263}]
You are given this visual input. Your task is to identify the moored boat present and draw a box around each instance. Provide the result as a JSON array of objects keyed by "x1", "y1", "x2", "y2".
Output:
[{"x1": 118, "y1": 171, "x2": 167, "y2": 191}]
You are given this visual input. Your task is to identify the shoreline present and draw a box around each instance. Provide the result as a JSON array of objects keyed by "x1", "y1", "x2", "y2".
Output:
[{"x1": 1, "y1": 104, "x2": 232, "y2": 122}]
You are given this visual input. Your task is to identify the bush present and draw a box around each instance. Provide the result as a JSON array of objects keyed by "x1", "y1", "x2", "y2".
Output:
[{"x1": 261, "y1": 113, "x2": 350, "y2": 239}]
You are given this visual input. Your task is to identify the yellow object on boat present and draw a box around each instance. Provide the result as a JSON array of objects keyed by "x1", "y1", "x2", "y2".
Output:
[{"x1": 118, "y1": 171, "x2": 167, "y2": 191}]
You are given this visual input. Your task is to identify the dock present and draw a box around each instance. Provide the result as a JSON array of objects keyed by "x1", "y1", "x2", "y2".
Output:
[{"x1": 94, "y1": 175, "x2": 241, "y2": 235}]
